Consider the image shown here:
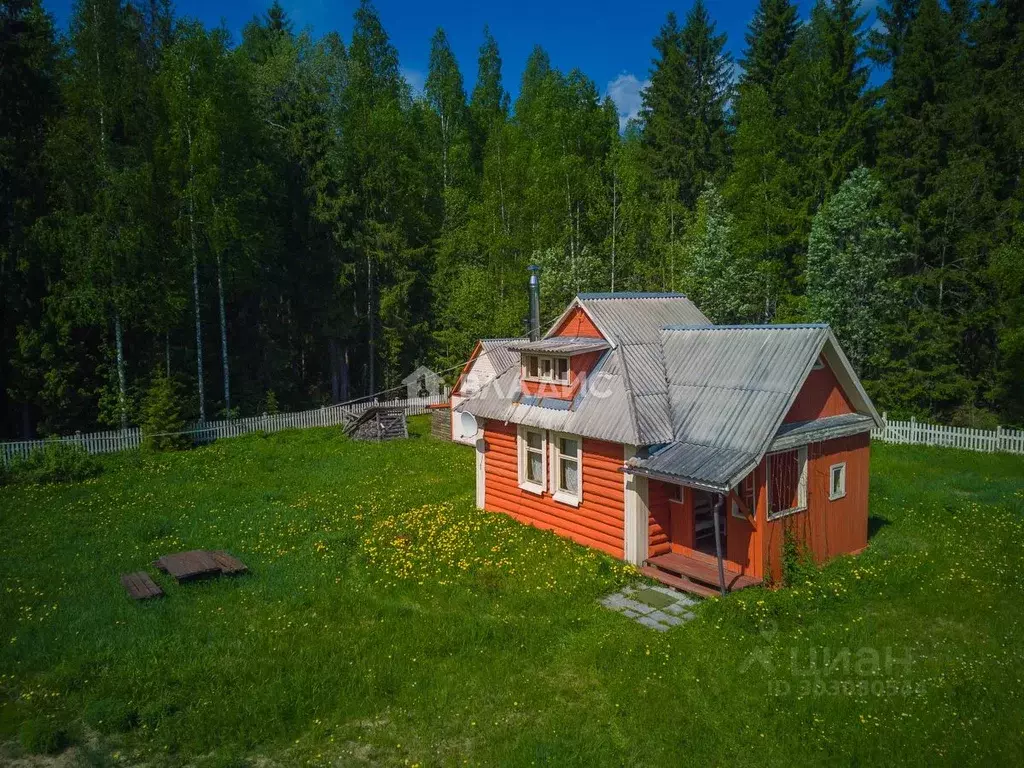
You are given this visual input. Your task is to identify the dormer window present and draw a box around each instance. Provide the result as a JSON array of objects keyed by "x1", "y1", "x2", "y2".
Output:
[{"x1": 524, "y1": 354, "x2": 570, "y2": 384}]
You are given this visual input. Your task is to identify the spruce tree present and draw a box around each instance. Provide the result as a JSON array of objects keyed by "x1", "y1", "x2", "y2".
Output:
[
  {"x1": 641, "y1": 1, "x2": 732, "y2": 207},
  {"x1": 741, "y1": 0, "x2": 800, "y2": 96}
]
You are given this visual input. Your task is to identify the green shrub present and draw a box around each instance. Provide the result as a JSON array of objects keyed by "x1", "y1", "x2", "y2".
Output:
[
  {"x1": 19, "y1": 717, "x2": 72, "y2": 754},
  {"x1": 781, "y1": 526, "x2": 817, "y2": 587},
  {"x1": 142, "y1": 373, "x2": 190, "y2": 451},
  {"x1": 264, "y1": 390, "x2": 279, "y2": 415},
  {"x1": 3, "y1": 441, "x2": 101, "y2": 486},
  {"x1": 950, "y1": 404, "x2": 1001, "y2": 429}
]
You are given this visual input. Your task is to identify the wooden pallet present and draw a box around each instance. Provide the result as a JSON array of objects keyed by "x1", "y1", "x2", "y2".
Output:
[
  {"x1": 121, "y1": 571, "x2": 164, "y2": 600},
  {"x1": 153, "y1": 549, "x2": 248, "y2": 582}
]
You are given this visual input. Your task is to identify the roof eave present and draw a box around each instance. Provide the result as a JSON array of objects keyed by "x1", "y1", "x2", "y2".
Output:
[{"x1": 621, "y1": 464, "x2": 732, "y2": 494}]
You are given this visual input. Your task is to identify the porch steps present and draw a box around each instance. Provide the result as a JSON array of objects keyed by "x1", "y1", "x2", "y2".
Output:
[
  {"x1": 642, "y1": 552, "x2": 762, "y2": 599},
  {"x1": 640, "y1": 566, "x2": 720, "y2": 599}
]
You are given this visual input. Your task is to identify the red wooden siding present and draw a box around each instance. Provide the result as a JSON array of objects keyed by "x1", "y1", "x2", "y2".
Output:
[
  {"x1": 551, "y1": 306, "x2": 603, "y2": 339},
  {"x1": 482, "y1": 420, "x2": 625, "y2": 557},
  {"x1": 784, "y1": 361, "x2": 854, "y2": 423},
  {"x1": 726, "y1": 470, "x2": 761, "y2": 577},
  {"x1": 642, "y1": 434, "x2": 866, "y2": 583},
  {"x1": 762, "y1": 432, "x2": 870, "y2": 583}
]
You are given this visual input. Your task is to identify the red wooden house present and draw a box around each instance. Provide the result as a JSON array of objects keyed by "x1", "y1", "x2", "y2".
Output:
[{"x1": 455, "y1": 292, "x2": 882, "y2": 597}]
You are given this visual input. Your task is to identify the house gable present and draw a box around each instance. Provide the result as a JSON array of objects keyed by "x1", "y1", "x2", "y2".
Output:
[
  {"x1": 783, "y1": 358, "x2": 855, "y2": 424},
  {"x1": 550, "y1": 305, "x2": 604, "y2": 339}
]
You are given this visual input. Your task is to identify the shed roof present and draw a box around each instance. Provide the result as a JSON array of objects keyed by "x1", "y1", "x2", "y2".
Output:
[
  {"x1": 509, "y1": 337, "x2": 611, "y2": 354},
  {"x1": 401, "y1": 365, "x2": 443, "y2": 384}
]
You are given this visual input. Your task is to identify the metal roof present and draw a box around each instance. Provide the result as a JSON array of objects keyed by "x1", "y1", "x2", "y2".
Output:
[
  {"x1": 458, "y1": 349, "x2": 642, "y2": 444},
  {"x1": 477, "y1": 338, "x2": 522, "y2": 376},
  {"x1": 508, "y1": 337, "x2": 611, "y2": 354},
  {"x1": 770, "y1": 413, "x2": 875, "y2": 452}
]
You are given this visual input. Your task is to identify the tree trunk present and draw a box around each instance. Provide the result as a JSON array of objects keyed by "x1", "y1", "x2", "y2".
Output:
[
  {"x1": 165, "y1": 331, "x2": 171, "y2": 378},
  {"x1": 187, "y1": 123, "x2": 205, "y2": 422},
  {"x1": 611, "y1": 168, "x2": 617, "y2": 293},
  {"x1": 216, "y1": 252, "x2": 230, "y2": 416},
  {"x1": 113, "y1": 309, "x2": 128, "y2": 430},
  {"x1": 367, "y1": 251, "x2": 375, "y2": 397}
]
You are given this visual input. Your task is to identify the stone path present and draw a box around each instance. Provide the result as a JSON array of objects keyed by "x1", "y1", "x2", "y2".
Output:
[{"x1": 599, "y1": 583, "x2": 699, "y2": 631}]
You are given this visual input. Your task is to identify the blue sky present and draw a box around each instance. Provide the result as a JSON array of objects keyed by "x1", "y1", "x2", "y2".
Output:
[{"x1": 42, "y1": 1, "x2": 883, "y2": 127}]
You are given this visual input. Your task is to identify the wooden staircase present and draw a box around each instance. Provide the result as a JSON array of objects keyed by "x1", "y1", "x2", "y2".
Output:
[{"x1": 642, "y1": 552, "x2": 761, "y2": 599}]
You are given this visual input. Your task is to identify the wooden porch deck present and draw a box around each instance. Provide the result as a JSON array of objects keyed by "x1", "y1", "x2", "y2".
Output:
[{"x1": 641, "y1": 552, "x2": 762, "y2": 599}]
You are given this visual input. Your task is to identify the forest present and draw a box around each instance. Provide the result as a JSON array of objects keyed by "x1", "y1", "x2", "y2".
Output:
[{"x1": 1, "y1": 0, "x2": 1021, "y2": 440}]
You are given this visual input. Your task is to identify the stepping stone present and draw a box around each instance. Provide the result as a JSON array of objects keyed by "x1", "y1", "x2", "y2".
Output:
[{"x1": 121, "y1": 571, "x2": 164, "y2": 600}]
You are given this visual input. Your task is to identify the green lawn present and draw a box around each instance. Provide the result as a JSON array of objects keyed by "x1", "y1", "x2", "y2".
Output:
[{"x1": 1, "y1": 418, "x2": 1023, "y2": 766}]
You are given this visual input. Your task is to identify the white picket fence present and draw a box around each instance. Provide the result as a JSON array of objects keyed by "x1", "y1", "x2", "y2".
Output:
[
  {"x1": 0, "y1": 391, "x2": 450, "y2": 466},
  {"x1": 871, "y1": 413, "x2": 1024, "y2": 455}
]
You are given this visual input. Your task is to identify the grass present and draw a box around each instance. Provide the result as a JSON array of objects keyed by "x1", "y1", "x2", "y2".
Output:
[{"x1": 1, "y1": 417, "x2": 1022, "y2": 766}]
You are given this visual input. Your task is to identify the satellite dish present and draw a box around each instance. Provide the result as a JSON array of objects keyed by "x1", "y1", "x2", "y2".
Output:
[{"x1": 456, "y1": 411, "x2": 478, "y2": 440}]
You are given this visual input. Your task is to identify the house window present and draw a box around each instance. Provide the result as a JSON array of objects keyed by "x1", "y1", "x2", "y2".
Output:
[
  {"x1": 829, "y1": 462, "x2": 847, "y2": 500},
  {"x1": 555, "y1": 357, "x2": 569, "y2": 383},
  {"x1": 523, "y1": 354, "x2": 570, "y2": 384},
  {"x1": 732, "y1": 472, "x2": 755, "y2": 519},
  {"x1": 551, "y1": 432, "x2": 582, "y2": 506},
  {"x1": 669, "y1": 484, "x2": 684, "y2": 503},
  {"x1": 767, "y1": 446, "x2": 807, "y2": 520},
  {"x1": 518, "y1": 426, "x2": 546, "y2": 494},
  {"x1": 812, "y1": 356, "x2": 825, "y2": 371}
]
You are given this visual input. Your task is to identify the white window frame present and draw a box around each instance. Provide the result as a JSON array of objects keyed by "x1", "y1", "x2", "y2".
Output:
[
  {"x1": 766, "y1": 446, "x2": 808, "y2": 520},
  {"x1": 812, "y1": 357, "x2": 825, "y2": 371},
  {"x1": 523, "y1": 354, "x2": 570, "y2": 384},
  {"x1": 517, "y1": 425, "x2": 547, "y2": 495},
  {"x1": 550, "y1": 431, "x2": 583, "y2": 506},
  {"x1": 829, "y1": 462, "x2": 847, "y2": 501}
]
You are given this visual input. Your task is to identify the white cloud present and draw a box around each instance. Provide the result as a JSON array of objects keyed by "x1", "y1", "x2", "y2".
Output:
[
  {"x1": 402, "y1": 67, "x2": 425, "y2": 98},
  {"x1": 605, "y1": 72, "x2": 650, "y2": 131}
]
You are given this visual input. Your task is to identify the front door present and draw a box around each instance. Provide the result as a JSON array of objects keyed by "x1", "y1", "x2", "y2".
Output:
[{"x1": 692, "y1": 489, "x2": 726, "y2": 557}]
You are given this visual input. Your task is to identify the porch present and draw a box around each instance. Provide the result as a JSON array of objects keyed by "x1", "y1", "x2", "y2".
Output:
[{"x1": 641, "y1": 551, "x2": 762, "y2": 599}]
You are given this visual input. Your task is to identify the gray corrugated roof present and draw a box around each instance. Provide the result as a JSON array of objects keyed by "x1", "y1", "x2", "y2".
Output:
[
  {"x1": 477, "y1": 338, "x2": 522, "y2": 377},
  {"x1": 626, "y1": 325, "x2": 835, "y2": 490},
  {"x1": 508, "y1": 337, "x2": 610, "y2": 354},
  {"x1": 770, "y1": 413, "x2": 875, "y2": 451},
  {"x1": 631, "y1": 442, "x2": 759, "y2": 494},
  {"x1": 457, "y1": 297, "x2": 880, "y2": 482},
  {"x1": 573, "y1": 294, "x2": 712, "y2": 444},
  {"x1": 458, "y1": 349, "x2": 641, "y2": 444}
]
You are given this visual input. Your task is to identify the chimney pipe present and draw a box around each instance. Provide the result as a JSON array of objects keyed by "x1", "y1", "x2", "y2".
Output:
[{"x1": 527, "y1": 265, "x2": 541, "y2": 341}]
